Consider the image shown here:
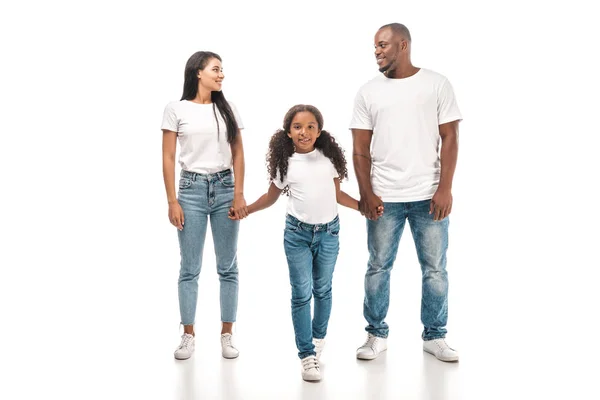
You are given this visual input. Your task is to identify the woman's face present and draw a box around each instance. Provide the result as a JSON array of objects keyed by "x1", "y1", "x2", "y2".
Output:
[{"x1": 198, "y1": 57, "x2": 224, "y2": 92}]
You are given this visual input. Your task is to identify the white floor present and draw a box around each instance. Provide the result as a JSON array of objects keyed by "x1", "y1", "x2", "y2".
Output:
[{"x1": 3, "y1": 203, "x2": 596, "y2": 399}]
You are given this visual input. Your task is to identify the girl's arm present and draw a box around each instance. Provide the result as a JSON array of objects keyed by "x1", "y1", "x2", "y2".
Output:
[
  {"x1": 335, "y1": 178, "x2": 384, "y2": 215},
  {"x1": 229, "y1": 182, "x2": 282, "y2": 219},
  {"x1": 335, "y1": 178, "x2": 359, "y2": 210}
]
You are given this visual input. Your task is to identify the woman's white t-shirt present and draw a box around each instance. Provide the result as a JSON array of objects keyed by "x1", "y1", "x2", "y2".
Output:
[
  {"x1": 161, "y1": 100, "x2": 244, "y2": 174},
  {"x1": 272, "y1": 149, "x2": 339, "y2": 224}
]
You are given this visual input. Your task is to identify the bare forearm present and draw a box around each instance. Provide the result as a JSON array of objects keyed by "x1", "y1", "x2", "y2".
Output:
[
  {"x1": 232, "y1": 151, "x2": 245, "y2": 196},
  {"x1": 247, "y1": 183, "x2": 281, "y2": 214},
  {"x1": 438, "y1": 135, "x2": 458, "y2": 191},
  {"x1": 352, "y1": 154, "x2": 374, "y2": 196},
  {"x1": 337, "y1": 190, "x2": 359, "y2": 211},
  {"x1": 162, "y1": 154, "x2": 177, "y2": 204}
]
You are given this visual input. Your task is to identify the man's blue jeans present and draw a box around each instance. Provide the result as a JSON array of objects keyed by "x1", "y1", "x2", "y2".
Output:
[{"x1": 364, "y1": 199, "x2": 449, "y2": 341}]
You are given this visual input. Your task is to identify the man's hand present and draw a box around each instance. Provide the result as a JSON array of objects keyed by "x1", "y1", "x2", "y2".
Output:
[
  {"x1": 359, "y1": 191, "x2": 384, "y2": 220},
  {"x1": 430, "y1": 188, "x2": 452, "y2": 221}
]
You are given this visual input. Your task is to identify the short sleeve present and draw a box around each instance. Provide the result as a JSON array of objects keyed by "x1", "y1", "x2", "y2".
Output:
[
  {"x1": 330, "y1": 160, "x2": 339, "y2": 179},
  {"x1": 349, "y1": 89, "x2": 373, "y2": 130},
  {"x1": 161, "y1": 102, "x2": 178, "y2": 133},
  {"x1": 272, "y1": 168, "x2": 288, "y2": 189},
  {"x1": 229, "y1": 101, "x2": 244, "y2": 130},
  {"x1": 437, "y1": 78, "x2": 462, "y2": 125}
]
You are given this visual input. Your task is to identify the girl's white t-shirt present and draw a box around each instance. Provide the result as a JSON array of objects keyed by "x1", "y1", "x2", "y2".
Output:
[
  {"x1": 161, "y1": 100, "x2": 244, "y2": 174},
  {"x1": 272, "y1": 149, "x2": 339, "y2": 224}
]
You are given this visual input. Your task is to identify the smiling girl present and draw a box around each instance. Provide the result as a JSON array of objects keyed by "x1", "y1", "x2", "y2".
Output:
[{"x1": 229, "y1": 104, "x2": 382, "y2": 381}]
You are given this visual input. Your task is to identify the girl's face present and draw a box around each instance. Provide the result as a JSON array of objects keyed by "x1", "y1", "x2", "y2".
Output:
[
  {"x1": 288, "y1": 111, "x2": 321, "y2": 153},
  {"x1": 198, "y1": 57, "x2": 224, "y2": 92}
]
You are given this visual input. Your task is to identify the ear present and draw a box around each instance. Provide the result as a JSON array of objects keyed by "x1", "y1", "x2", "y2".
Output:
[
  {"x1": 287, "y1": 131, "x2": 292, "y2": 139},
  {"x1": 197, "y1": 70, "x2": 202, "y2": 79},
  {"x1": 316, "y1": 129, "x2": 322, "y2": 138}
]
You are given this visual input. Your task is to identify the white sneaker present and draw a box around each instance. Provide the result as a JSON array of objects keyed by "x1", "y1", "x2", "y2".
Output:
[
  {"x1": 313, "y1": 338, "x2": 326, "y2": 360},
  {"x1": 356, "y1": 333, "x2": 388, "y2": 360},
  {"x1": 174, "y1": 333, "x2": 195, "y2": 360},
  {"x1": 220, "y1": 333, "x2": 239, "y2": 359},
  {"x1": 300, "y1": 355, "x2": 321, "y2": 381},
  {"x1": 423, "y1": 338, "x2": 459, "y2": 362}
]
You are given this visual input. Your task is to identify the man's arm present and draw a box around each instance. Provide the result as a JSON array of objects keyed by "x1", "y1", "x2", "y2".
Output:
[
  {"x1": 351, "y1": 129, "x2": 382, "y2": 220},
  {"x1": 430, "y1": 120, "x2": 459, "y2": 221}
]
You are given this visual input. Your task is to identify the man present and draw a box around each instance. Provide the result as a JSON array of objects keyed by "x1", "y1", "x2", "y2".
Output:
[{"x1": 349, "y1": 23, "x2": 462, "y2": 362}]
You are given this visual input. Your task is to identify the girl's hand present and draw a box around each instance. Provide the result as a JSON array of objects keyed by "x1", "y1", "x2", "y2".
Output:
[
  {"x1": 377, "y1": 204, "x2": 384, "y2": 216},
  {"x1": 231, "y1": 194, "x2": 249, "y2": 219},
  {"x1": 169, "y1": 201, "x2": 185, "y2": 231},
  {"x1": 228, "y1": 207, "x2": 240, "y2": 220}
]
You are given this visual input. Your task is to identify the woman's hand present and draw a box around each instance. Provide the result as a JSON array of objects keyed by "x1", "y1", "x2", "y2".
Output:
[{"x1": 168, "y1": 201, "x2": 185, "y2": 230}]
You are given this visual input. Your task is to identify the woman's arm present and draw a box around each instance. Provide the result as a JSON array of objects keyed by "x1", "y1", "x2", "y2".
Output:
[
  {"x1": 230, "y1": 129, "x2": 248, "y2": 218},
  {"x1": 162, "y1": 130, "x2": 184, "y2": 230}
]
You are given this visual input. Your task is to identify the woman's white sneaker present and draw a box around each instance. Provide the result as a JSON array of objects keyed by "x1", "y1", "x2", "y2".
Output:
[
  {"x1": 300, "y1": 355, "x2": 321, "y2": 381},
  {"x1": 356, "y1": 333, "x2": 387, "y2": 360},
  {"x1": 174, "y1": 333, "x2": 195, "y2": 360},
  {"x1": 221, "y1": 333, "x2": 239, "y2": 359},
  {"x1": 423, "y1": 338, "x2": 459, "y2": 362}
]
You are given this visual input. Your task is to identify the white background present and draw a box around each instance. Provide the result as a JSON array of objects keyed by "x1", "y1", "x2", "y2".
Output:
[{"x1": 1, "y1": 0, "x2": 598, "y2": 399}]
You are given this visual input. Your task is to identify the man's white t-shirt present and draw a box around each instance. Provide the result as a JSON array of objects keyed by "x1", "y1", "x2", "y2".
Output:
[
  {"x1": 272, "y1": 149, "x2": 339, "y2": 224},
  {"x1": 161, "y1": 100, "x2": 244, "y2": 174},
  {"x1": 349, "y1": 68, "x2": 462, "y2": 202}
]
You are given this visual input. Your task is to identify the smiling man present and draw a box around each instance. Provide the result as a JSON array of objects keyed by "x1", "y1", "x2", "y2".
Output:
[{"x1": 349, "y1": 23, "x2": 462, "y2": 362}]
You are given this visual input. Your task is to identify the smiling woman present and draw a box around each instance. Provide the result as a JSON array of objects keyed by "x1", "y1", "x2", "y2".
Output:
[{"x1": 160, "y1": 50, "x2": 248, "y2": 362}]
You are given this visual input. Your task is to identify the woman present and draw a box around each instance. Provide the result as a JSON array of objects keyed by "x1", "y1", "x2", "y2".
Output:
[{"x1": 161, "y1": 51, "x2": 248, "y2": 360}]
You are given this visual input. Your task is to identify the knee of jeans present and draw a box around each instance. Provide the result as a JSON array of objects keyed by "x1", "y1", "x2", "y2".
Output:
[
  {"x1": 291, "y1": 283, "x2": 312, "y2": 303},
  {"x1": 312, "y1": 284, "x2": 332, "y2": 299}
]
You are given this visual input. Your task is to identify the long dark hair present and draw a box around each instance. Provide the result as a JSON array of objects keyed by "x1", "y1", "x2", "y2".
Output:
[
  {"x1": 267, "y1": 104, "x2": 348, "y2": 195},
  {"x1": 180, "y1": 51, "x2": 239, "y2": 143}
]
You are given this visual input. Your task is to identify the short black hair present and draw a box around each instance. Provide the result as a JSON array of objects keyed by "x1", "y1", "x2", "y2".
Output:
[{"x1": 379, "y1": 23, "x2": 411, "y2": 42}]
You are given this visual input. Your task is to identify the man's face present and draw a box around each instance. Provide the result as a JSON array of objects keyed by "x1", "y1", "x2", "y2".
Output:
[{"x1": 374, "y1": 28, "x2": 403, "y2": 73}]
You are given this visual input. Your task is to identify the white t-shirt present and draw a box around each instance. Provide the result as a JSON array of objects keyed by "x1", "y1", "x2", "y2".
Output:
[
  {"x1": 272, "y1": 149, "x2": 339, "y2": 224},
  {"x1": 161, "y1": 100, "x2": 244, "y2": 174},
  {"x1": 349, "y1": 68, "x2": 462, "y2": 202}
]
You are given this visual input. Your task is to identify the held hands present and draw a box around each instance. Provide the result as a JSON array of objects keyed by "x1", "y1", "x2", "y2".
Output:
[
  {"x1": 358, "y1": 192, "x2": 384, "y2": 220},
  {"x1": 168, "y1": 201, "x2": 185, "y2": 231},
  {"x1": 228, "y1": 194, "x2": 249, "y2": 220},
  {"x1": 430, "y1": 188, "x2": 452, "y2": 221}
]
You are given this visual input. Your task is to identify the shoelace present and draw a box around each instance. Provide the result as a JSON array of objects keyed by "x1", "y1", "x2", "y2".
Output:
[
  {"x1": 302, "y1": 356, "x2": 319, "y2": 370},
  {"x1": 178, "y1": 334, "x2": 193, "y2": 349},
  {"x1": 362, "y1": 335, "x2": 380, "y2": 351},
  {"x1": 434, "y1": 339, "x2": 452, "y2": 351},
  {"x1": 221, "y1": 334, "x2": 235, "y2": 348}
]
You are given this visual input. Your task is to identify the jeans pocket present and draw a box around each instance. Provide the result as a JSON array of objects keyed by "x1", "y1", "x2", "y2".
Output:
[
  {"x1": 179, "y1": 178, "x2": 192, "y2": 190},
  {"x1": 218, "y1": 174, "x2": 235, "y2": 187},
  {"x1": 328, "y1": 228, "x2": 340, "y2": 237}
]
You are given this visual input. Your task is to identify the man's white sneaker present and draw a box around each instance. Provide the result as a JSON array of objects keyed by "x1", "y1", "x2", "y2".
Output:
[
  {"x1": 313, "y1": 338, "x2": 325, "y2": 360},
  {"x1": 300, "y1": 355, "x2": 321, "y2": 381},
  {"x1": 174, "y1": 333, "x2": 195, "y2": 360},
  {"x1": 221, "y1": 333, "x2": 239, "y2": 359},
  {"x1": 356, "y1": 333, "x2": 388, "y2": 360},
  {"x1": 423, "y1": 338, "x2": 459, "y2": 362}
]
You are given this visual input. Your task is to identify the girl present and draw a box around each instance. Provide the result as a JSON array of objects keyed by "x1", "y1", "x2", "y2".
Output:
[
  {"x1": 229, "y1": 104, "x2": 382, "y2": 381},
  {"x1": 161, "y1": 51, "x2": 248, "y2": 361}
]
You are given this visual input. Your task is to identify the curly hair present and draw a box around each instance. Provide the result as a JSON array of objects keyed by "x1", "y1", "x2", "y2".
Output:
[{"x1": 266, "y1": 104, "x2": 348, "y2": 196}]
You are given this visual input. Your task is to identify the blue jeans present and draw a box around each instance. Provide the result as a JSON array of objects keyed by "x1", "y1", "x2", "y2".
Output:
[
  {"x1": 177, "y1": 169, "x2": 239, "y2": 325},
  {"x1": 283, "y1": 214, "x2": 340, "y2": 359},
  {"x1": 364, "y1": 199, "x2": 449, "y2": 341}
]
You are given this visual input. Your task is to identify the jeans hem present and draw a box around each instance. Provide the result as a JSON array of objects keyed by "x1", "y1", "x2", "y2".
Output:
[
  {"x1": 422, "y1": 335, "x2": 446, "y2": 341},
  {"x1": 299, "y1": 351, "x2": 317, "y2": 359}
]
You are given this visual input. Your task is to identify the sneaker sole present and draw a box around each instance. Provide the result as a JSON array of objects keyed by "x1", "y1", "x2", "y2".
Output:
[
  {"x1": 174, "y1": 354, "x2": 193, "y2": 360},
  {"x1": 423, "y1": 348, "x2": 459, "y2": 362},
  {"x1": 356, "y1": 348, "x2": 387, "y2": 360}
]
